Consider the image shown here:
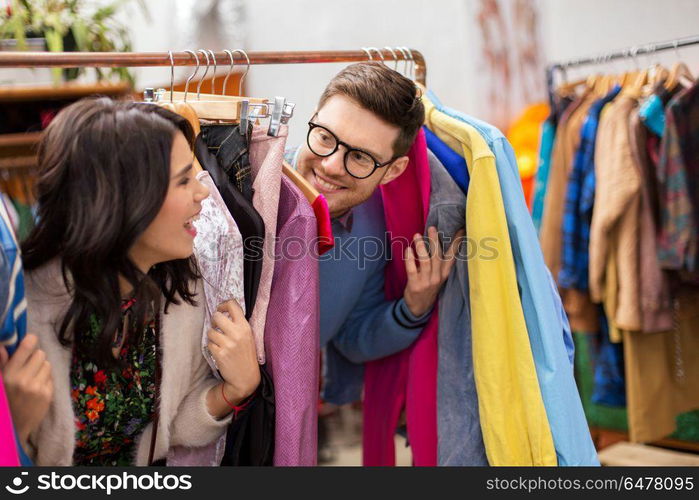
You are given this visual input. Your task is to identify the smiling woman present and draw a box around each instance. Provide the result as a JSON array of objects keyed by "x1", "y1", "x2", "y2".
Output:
[{"x1": 9, "y1": 98, "x2": 260, "y2": 466}]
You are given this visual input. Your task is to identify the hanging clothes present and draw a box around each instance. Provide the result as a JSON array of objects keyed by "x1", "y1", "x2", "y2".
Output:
[
  {"x1": 531, "y1": 119, "x2": 556, "y2": 233},
  {"x1": 531, "y1": 93, "x2": 575, "y2": 231},
  {"x1": 558, "y1": 86, "x2": 621, "y2": 335},
  {"x1": 264, "y1": 174, "x2": 320, "y2": 466},
  {"x1": 427, "y1": 91, "x2": 595, "y2": 465},
  {"x1": 423, "y1": 95, "x2": 557, "y2": 466},
  {"x1": 193, "y1": 170, "x2": 246, "y2": 372},
  {"x1": 424, "y1": 126, "x2": 469, "y2": 193},
  {"x1": 589, "y1": 93, "x2": 643, "y2": 332},
  {"x1": 248, "y1": 124, "x2": 288, "y2": 364},
  {"x1": 282, "y1": 153, "x2": 335, "y2": 256},
  {"x1": 0, "y1": 196, "x2": 26, "y2": 356},
  {"x1": 362, "y1": 129, "x2": 437, "y2": 467},
  {"x1": 195, "y1": 136, "x2": 265, "y2": 320},
  {"x1": 628, "y1": 112, "x2": 674, "y2": 333},
  {"x1": 590, "y1": 308, "x2": 626, "y2": 407},
  {"x1": 657, "y1": 82, "x2": 699, "y2": 280},
  {"x1": 540, "y1": 89, "x2": 596, "y2": 284},
  {"x1": 200, "y1": 123, "x2": 254, "y2": 202},
  {"x1": 623, "y1": 287, "x2": 699, "y2": 443},
  {"x1": 427, "y1": 152, "x2": 488, "y2": 466}
]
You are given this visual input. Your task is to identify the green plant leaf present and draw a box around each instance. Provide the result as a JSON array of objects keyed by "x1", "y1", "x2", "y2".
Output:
[
  {"x1": 71, "y1": 18, "x2": 88, "y2": 51},
  {"x1": 44, "y1": 27, "x2": 64, "y2": 84}
]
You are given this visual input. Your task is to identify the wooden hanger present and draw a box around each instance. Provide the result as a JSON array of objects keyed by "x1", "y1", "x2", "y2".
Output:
[
  {"x1": 665, "y1": 61, "x2": 695, "y2": 90},
  {"x1": 157, "y1": 101, "x2": 203, "y2": 174},
  {"x1": 623, "y1": 68, "x2": 648, "y2": 98},
  {"x1": 282, "y1": 161, "x2": 320, "y2": 205}
]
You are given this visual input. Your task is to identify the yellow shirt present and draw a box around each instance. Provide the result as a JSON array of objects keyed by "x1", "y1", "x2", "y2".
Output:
[{"x1": 423, "y1": 95, "x2": 556, "y2": 466}]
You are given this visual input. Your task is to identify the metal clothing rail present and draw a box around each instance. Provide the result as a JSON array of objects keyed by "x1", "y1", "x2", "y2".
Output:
[
  {"x1": 0, "y1": 49, "x2": 427, "y2": 85},
  {"x1": 545, "y1": 34, "x2": 699, "y2": 106}
]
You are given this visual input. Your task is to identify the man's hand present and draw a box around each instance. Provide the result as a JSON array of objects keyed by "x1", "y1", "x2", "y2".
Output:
[{"x1": 403, "y1": 226, "x2": 464, "y2": 318}]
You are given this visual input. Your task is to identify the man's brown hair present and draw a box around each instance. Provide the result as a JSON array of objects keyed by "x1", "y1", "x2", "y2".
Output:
[{"x1": 317, "y1": 62, "x2": 424, "y2": 157}]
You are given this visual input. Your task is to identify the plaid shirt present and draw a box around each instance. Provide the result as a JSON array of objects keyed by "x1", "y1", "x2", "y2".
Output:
[
  {"x1": 559, "y1": 86, "x2": 621, "y2": 290},
  {"x1": 657, "y1": 82, "x2": 699, "y2": 276}
]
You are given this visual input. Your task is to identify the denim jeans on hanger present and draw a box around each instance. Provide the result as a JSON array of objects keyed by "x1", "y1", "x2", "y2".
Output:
[{"x1": 200, "y1": 122, "x2": 254, "y2": 202}]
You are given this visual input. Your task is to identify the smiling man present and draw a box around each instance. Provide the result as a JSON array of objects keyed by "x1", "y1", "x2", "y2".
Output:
[{"x1": 286, "y1": 62, "x2": 459, "y2": 405}]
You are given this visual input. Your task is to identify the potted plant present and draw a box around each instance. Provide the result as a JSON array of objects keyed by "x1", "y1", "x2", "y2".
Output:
[{"x1": 0, "y1": 0, "x2": 148, "y2": 85}]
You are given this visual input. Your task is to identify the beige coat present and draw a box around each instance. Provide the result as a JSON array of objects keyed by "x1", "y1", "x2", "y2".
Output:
[
  {"x1": 589, "y1": 94, "x2": 642, "y2": 331},
  {"x1": 24, "y1": 261, "x2": 232, "y2": 465}
]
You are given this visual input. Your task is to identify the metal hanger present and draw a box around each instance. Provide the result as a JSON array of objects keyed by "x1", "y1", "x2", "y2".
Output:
[
  {"x1": 222, "y1": 49, "x2": 235, "y2": 95},
  {"x1": 368, "y1": 47, "x2": 385, "y2": 63},
  {"x1": 182, "y1": 49, "x2": 200, "y2": 102},
  {"x1": 231, "y1": 49, "x2": 251, "y2": 96},
  {"x1": 384, "y1": 46, "x2": 398, "y2": 70},
  {"x1": 196, "y1": 49, "x2": 210, "y2": 100},
  {"x1": 395, "y1": 47, "x2": 409, "y2": 77},
  {"x1": 361, "y1": 47, "x2": 374, "y2": 60},
  {"x1": 208, "y1": 50, "x2": 217, "y2": 94}
]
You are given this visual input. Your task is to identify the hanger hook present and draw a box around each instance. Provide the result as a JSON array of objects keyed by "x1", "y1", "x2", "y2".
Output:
[
  {"x1": 674, "y1": 39, "x2": 681, "y2": 61},
  {"x1": 208, "y1": 50, "x2": 217, "y2": 94},
  {"x1": 361, "y1": 47, "x2": 373, "y2": 60},
  {"x1": 222, "y1": 50, "x2": 234, "y2": 95},
  {"x1": 183, "y1": 50, "x2": 200, "y2": 102},
  {"x1": 196, "y1": 49, "x2": 210, "y2": 100},
  {"x1": 402, "y1": 47, "x2": 415, "y2": 80},
  {"x1": 168, "y1": 51, "x2": 175, "y2": 102},
  {"x1": 231, "y1": 49, "x2": 250, "y2": 96},
  {"x1": 383, "y1": 46, "x2": 398, "y2": 70},
  {"x1": 630, "y1": 46, "x2": 640, "y2": 70},
  {"x1": 368, "y1": 47, "x2": 385, "y2": 63},
  {"x1": 395, "y1": 47, "x2": 408, "y2": 75}
]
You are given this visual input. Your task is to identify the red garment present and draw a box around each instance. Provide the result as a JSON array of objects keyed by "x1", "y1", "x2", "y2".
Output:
[
  {"x1": 311, "y1": 194, "x2": 334, "y2": 256},
  {"x1": 362, "y1": 129, "x2": 437, "y2": 466}
]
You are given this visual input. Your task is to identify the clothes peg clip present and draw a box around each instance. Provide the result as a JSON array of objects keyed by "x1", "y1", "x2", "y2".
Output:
[
  {"x1": 267, "y1": 96, "x2": 286, "y2": 137},
  {"x1": 240, "y1": 99, "x2": 250, "y2": 134},
  {"x1": 281, "y1": 102, "x2": 295, "y2": 125}
]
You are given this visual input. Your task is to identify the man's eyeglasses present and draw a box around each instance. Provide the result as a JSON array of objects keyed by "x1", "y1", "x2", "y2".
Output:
[{"x1": 306, "y1": 120, "x2": 398, "y2": 179}]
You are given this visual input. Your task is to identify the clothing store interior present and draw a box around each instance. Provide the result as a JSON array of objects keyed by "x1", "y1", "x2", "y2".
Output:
[{"x1": 1, "y1": 0, "x2": 699, "y2": 468}]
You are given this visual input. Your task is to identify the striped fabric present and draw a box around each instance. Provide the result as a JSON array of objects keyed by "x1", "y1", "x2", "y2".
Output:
[{"x1": 0, "y1": 197, "x2": 26, "y2": 356}]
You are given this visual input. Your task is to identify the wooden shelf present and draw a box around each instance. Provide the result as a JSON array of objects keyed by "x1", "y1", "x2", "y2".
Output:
[
  {"x1": 0, "y1": 132, "x2": 42, "y2": 148},
  {"x1": 0, "y1": 81, "x2": 131, "y2": 101},
  {"x1": 0, "y1": 156, "x2": 36, "y2": 170}
]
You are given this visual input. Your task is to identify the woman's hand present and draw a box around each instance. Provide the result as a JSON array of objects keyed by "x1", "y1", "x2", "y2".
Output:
[
  {"x1": 0, "y1": 334, "x2": 54, "y2": 447},
  {"x1": 207, "y1": 300, "x2": 260, "y2": 406}
]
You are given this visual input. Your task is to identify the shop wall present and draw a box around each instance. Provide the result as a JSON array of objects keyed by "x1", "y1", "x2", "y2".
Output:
[
  {"x1": 116, "y1": 0, "x2": 699, "y2": 144},
  {"x1": 538, "y1": 0, "x2": 699, "y2": 83}
]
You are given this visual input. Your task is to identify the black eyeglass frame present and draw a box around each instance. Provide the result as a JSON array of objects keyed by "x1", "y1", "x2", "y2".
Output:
[{"x1": 306, "y1": 120, "x2": 399, "y2": 179}]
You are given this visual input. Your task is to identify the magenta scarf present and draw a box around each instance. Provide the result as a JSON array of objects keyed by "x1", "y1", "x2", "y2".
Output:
[
  {"x1": 0, "y1": 372, "x2": 20, "y2": 466},
  {"x1": 363, "y1": 129, "x2": 438, "y2": 466}
]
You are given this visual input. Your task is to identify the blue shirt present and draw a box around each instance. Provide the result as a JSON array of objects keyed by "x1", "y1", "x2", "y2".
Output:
[
  {"x1": 531, "y1": 119, "x2": 556, "y2": 233},
  {"x1": 423, "y1": 126, "x2": 469, "y2": 193},
  {"x1": 0, "y1": 198, "x2": 26, "y2": 357},
  {"x1": 427, "y1": 90, "x2": 598, "y2": 466},
  {"x1": 639, "y1": 93, "x2": 666, "y2": 136},
  {"x1": 559, "y1": 86, "x2": 621, "y2": 291},
  {"x1": 286, "y1": 147, "x2": 429, "y2": 404}
]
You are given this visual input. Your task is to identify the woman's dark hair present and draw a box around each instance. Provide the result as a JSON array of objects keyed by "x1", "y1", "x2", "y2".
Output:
[{"x1": 22, "y1": 97, "x2": 200, "y2": 365}]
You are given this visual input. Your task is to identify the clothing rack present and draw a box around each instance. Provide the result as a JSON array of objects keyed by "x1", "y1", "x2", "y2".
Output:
[
  {"x1": 545, "y1": 34, "x2": 699, "y2": 105},
  {"x1": 0, "y1": 48, "x2": 427, "y2": 86}
]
